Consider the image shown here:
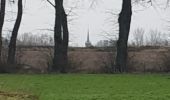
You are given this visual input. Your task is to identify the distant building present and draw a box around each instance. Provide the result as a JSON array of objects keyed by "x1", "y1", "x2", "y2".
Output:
[{"x1": 85, "y1": 30, "x2": 93, "y2": 47}]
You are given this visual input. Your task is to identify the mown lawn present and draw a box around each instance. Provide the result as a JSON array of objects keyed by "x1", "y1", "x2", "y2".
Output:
[{"x1": 0, "y1": 74, "x2": 170, "y2": 100}]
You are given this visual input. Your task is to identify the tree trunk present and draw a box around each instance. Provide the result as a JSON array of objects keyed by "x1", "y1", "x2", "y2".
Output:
[
  {"x1": 7, "y1": 0, "x2": 23, "y2": 64},
  {"x1": 52, "y1": 0, "x2": 69, "y2": 73},
  {"x1": 116, "y1": 0, "x2": 132, "y2": 72},
  {"x1": 61, "y1": 7, "x2": 69, "y2": 73},
  {"x1": 0, "y1": 0, "x2": 6, "y2": 63},
  {"x1": 52, "y1": 0, "x2": 63, "y2": 72}
]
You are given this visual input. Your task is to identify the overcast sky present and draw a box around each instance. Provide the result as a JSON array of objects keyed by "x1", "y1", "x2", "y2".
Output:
[{"x1": 3, "y1": 0, "x2": 170, "y2": 47}]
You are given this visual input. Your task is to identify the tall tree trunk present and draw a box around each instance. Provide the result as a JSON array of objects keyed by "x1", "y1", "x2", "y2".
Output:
[
  {"x1": 7, "y1": 0, "x2": 23, "y2": 64},
  {"x1": 116, "y1": 0, "x2": 132, "y2": 72},
  {"x1": 52, "y1": 0, "x2": 63, "y2": 72},
  {"x1": 52, "y1": 0, "x2": 69, "y2": 73},
  {"x1": 0, "y1": 0, "x2": 6, "y2": 63},
  {"x1": 61, "y1": 6, "x2": 69, "y2": 73}
]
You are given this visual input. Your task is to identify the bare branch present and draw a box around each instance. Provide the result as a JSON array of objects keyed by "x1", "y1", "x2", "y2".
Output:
[{"x1": 46, "y1": 0, "x2": 55, "y2": 8}]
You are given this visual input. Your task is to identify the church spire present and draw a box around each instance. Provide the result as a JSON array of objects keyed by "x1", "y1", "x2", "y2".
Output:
[
  {"x1": 85, "y1": 28, "x2": 93, "y2": 47},
  {"x1": 87, "y1": 29, "x2": 90, "y2": 42}
]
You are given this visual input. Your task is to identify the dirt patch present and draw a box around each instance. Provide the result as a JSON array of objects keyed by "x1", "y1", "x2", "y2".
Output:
[{"x1": 0, "y1": 91, "x2": 38, "y2": 100}]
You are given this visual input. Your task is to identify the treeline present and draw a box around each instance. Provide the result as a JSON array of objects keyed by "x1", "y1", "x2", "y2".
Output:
[{"x1": 0, "y1": 0, "x2": 170, "y2": 73}]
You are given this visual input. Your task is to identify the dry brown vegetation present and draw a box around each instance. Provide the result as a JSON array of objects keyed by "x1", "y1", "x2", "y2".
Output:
[
  {"x1": 128, "y1": 47, "x2": 170, "y2": 72},
  {"x1": 9, "y1": 47, "x2": 170, "y2": 73}
]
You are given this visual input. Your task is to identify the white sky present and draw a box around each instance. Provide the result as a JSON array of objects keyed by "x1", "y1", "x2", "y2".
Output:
[{"x1": 2, "y1": 0, "x2": 170, "y2": 47}]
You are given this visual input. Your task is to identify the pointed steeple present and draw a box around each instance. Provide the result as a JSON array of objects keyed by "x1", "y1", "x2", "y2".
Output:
[
  {"x1": 87, "y1": 29, "x2": 90, "y2": 42},
  {"x1": 85, "y1": 28, "x2": 93, "y2": 47}
]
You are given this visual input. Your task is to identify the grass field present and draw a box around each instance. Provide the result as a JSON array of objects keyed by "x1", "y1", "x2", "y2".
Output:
[{"x1": 0, "y1": 74, "x2": 170, "y2": 100}]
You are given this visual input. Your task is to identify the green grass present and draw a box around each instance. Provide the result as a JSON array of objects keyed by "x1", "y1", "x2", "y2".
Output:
[{"x1": 0, "y1": 74, "x2": 170, "y2": 100}]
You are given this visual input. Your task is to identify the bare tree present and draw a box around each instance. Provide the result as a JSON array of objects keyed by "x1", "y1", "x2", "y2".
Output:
[
  {"x1": 116, "y1": 0, "x2": 132, "y2": 72},
  {"x1": 146, "y1": 29, "x2": 162, "y2": 46},
  {"x1": 0, "y1": 0, "x2": 6, "y2": 63},
  {"x1": 133, "y1": 28, "x2": 145, "y2": 47},
  {"x1": 7, "y1": 0, "x2": 23, "y2": 64},
  {"x1": 115, "y1": 0, "x2": 170, "y2": 72},
  {"x1": 46, "y1": 0, "x2": 69, "y2": 72},
  {"x1": 17, "y1": 33, "x2": 54, "y2": 46}
]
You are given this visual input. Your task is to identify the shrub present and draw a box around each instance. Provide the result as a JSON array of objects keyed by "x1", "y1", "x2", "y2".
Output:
[{"x1": 0, "y1": 63, "x2": 21, "y2": 73}]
